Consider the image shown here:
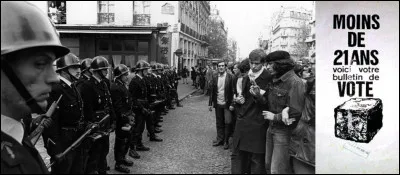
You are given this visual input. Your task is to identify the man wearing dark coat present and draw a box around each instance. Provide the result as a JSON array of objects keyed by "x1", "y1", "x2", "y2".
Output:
[
  {"x1": 232, "y1": 49, "x2": 272, "y2": 174},
  {"x1": 209, "y1": 61, "x2": 234, "y2": 150}
]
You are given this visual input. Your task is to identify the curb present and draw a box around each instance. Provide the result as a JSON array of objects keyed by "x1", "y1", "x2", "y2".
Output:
[{"x1": 178, "y1": 89, "x2": 200, "y2": 102}]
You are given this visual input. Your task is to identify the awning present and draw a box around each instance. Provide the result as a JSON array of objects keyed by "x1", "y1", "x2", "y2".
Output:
[{"x1": 58, "y1": 29, "x2": 152, "y2": 34}]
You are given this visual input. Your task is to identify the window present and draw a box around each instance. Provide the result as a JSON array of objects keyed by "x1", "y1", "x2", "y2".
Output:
[
  {"x1": 112, "y1": 40, "x2": 122, "y2": 51},
  {"x1": 48, "y1": 1, "x2": 66, "y2": 24},
  {"x1": 133, "y1": 1, "x2": 151, "y2": 25},
  {"x1": 98, "y1": 1, "x2": 115, "y2": 24},
  {"x1": 99, "y1": 40, "x2": 110, "y2": 51},
  {"x1": 134, "y1": 1, "x2": 151, "y2": 14},
  {"x1": 97, "y1": 39, "x2": 148, "y2": 68},
  {"x1": 138, "y1": 41, "x2": 149, "y2": 53},
  {"x1": 124, "y1": 40, "x2": 136, "y2": 51}
]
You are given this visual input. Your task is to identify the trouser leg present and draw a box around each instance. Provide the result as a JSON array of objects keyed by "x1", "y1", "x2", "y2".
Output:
[
  {"x1": 114, "y1": 135, "x2": 125, "y2": 165},
  {"x1": 86, "y1": 138, "x2": 102, "y2": 173},
  {"x1": 98, "y1": 135, "x2": 109, "y2": 173},
  {"x1": 223, "y1": 108, "x2": 232, "y2": 144},
  {"x1": 237, "y1": 150, "x2": 251, "y2": 174},
  {"x1": 215, "y1": 107, "x2": 225, "y2": 143},
  {"x1": 250, "y1": 152, "x2": 267, "y2": 174},
  {"x1": 269, "y1": 128, "x2": 292, "y2": 174},
  {"x1": 231, "y1": 146, "x2": 240, "y2": 174},
  {"x1": 131, "y1": 114, "x2": 145, "y2": 148},
  {"x1": 51, "y1": 149, "x2": 75, "y2": 174}
]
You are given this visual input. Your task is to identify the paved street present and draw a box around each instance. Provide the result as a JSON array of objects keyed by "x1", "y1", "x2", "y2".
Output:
[
  {"x1": 107, "y1": 91, "x2": 231, "y2": 174},
  {"x1": 36, "y1": 80, "x2": 231, "y2": 174}
]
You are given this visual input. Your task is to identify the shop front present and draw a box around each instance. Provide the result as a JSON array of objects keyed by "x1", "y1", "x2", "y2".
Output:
[{"x1": 57, "y1": 25, "x2": 167, "y2": 70}]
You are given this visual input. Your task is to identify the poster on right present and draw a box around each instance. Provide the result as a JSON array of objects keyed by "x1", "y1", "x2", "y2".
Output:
[{"x1": 316, "y1": 1, "x2": 399, "y2": 174}]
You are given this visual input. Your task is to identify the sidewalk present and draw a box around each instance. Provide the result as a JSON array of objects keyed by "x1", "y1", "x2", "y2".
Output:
[{"x1": 177, "y1": 78, "x2": 201, "y2": 101}]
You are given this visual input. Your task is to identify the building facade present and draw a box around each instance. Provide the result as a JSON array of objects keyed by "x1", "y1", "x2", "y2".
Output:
[
  {"x1": 176, "y1": 1, "x2": 210, "y2": 70},
  {"x1": 269, "y1": 6, "x2": 312, "y2": 60},
  {"x1": 305, "y1": 1, "x2": 316, "y2": 63},
  {"x1": 28, "y1": 1, "x2": 210, "y2": 73}
]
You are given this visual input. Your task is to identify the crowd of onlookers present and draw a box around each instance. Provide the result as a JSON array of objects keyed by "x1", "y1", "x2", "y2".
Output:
[{"x1": 179, "y1": 65, "x2": 216, "y2": 94}]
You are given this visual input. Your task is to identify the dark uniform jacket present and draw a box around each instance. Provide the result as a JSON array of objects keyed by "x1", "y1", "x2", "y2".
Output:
[
  {"x1": 1, "y1": 132, "x2": 49, "y2": 174},
  {"x1": 233, "y1": 69, "x2": 272, "y2": 154},
  {"x1": 42, "y1": 79, "x2": 84, "y2": 156},
  {"x1": 110, "y1": 79, "x2": 134, "y2": 137},
  {"x1": 208, "y1": 72, "x2": 234, "y2": 108},
  {"x1": 144, "y1": 75, "x2": 156, "y2": 103},
  {"x1": 129, "y1": 75, "x2": 149, "y2": 112},
  {"x1": 78, "y1": 77, "x2": 115, "y2": 130}
]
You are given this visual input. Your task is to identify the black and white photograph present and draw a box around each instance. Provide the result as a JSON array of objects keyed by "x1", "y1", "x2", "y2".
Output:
[{"x1": 1, "y1": 1, "x2": 397, "y2": 174}]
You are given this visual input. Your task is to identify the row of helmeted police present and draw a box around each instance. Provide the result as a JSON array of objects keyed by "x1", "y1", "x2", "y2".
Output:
[
  {"x1": 0, "y1": 2, "x2": 181, "y2": 174},
  {"x1": 41, "y1": 53, "x2": 182, "y2": 174}
]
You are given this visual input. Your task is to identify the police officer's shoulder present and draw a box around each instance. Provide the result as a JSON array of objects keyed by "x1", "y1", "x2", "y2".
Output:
[{"x1": 1, "y1": 132, "x2": 24, "y2": 167}]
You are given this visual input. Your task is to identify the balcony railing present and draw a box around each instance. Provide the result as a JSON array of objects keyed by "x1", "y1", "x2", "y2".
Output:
[
  {"x1": 48, "y1": 12, "x2": 66, "y2": 24},
  {"x1": 133, "y1": 14, "x2": 151, "y2": 26},
  {"x1": 98, "y1": 13, "x2": 115, "y2": 24}
]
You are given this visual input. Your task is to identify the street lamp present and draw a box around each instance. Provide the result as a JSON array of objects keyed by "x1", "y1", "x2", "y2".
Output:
[{"x1": 174, "y1": 48, "x2": 183, "y2": 75}]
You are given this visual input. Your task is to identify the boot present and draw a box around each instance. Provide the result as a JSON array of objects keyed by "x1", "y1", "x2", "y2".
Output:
[
  {"x1": 154, "y1": 127, "x2": 163, "y2": 133},
  {"x1": 150, "y1": 134, "x2": 163, "y2": 142},
  {"x1": 136, "y1": 144, "x2": 150, "y2": 151},
  {"x1": 223, "y1": 124, "x2": 231, "y2": 150},
  {"x1": 129, "y1": 147, "x2": 141, "y2": 159},
  {"x1": 115, "y1": 164, "x2": 130, "y2": 173},
  {"x1": 121, "y1": 158, "x2": 133, "y2": 166}
]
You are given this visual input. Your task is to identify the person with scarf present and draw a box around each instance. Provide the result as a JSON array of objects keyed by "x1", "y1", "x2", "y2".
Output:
[{"x1": 231, "y1": 49, "x2": 272, "y2": 174}]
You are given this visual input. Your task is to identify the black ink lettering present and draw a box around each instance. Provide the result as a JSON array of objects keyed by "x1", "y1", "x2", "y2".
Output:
[
  {"x1": 372, "y1": 14, "x2": 380, "y2": 29},
  {"x1": 333, "y1": 14, "x2": 345, "y2": 29},
  {"x1": 370, "y1": 50, "x2": 379, "y2": 65},
  {"x1": 348, "y1": 32, "x2": 357, "y2": 47},
  {"x1": 334, "y1": 50, "x2": 343, "y2": 65},
  {"x1": 347, "y1": 15, "x2": 355, "y2": 30}
]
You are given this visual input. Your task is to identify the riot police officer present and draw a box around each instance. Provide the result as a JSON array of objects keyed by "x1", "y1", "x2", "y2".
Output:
[
  {"x1": 43, "y1": 53, "x2": 87, "y2": 174},
  {"x1": 110, "y1": 64, "x2": 135, "y2": 173},
  {"x1": 169, "y1": 66, "x2": 183, "y2": 107},
  {"x1": 79, "y1": 58, "x2": 93, "y2": 82},
  {"x1": 160, "y1": 64, "x2": 174, "y2": 110},
  {"x1": 79, "y1": 56, "x2": 116, "y2": 174},
  {"x1": 145, "y1": 64, "x2": 164, "y2": 139},
  {"x1": 150, "y1": 63, "x2": 164, "y2": 132},
  {"x1": 1, "y1": 1, "x2": 70, "y2": 173},
  {"x1": 128, "y1": 60, "x2": 161, "y2": 155}
]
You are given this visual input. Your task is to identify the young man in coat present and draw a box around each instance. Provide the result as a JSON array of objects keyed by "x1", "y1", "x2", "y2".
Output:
[
  {"x1": 263, "y1": 51, "x2": 306, "y2": 174},
  {"x1": 232, "y1": 49, "x2": 272, "y2": 174},
  {"x1": 208, "y1": 61, "x2": 234, "y2": 150}
]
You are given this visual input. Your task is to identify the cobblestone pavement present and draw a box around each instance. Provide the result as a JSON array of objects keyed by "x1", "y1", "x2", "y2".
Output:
[{"x1": 36, "y1": 90, "x2": 231, "y2": 174}]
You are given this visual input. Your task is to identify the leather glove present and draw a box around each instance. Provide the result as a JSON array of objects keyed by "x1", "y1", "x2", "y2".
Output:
[
  {"x1": 31, "y1": 114, "x2": 53, "y2": 128},
  {"x1": 42, "y1": 118, "x2": 53, "y2": 128},
  {"x1": 31, "y1": 114, "x2": 45, "y2": 127}
]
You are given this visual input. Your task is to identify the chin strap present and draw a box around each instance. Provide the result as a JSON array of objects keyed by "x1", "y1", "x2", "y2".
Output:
[{"x1": 1, "y1": 59, "x2": 45, "y2": 114}]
